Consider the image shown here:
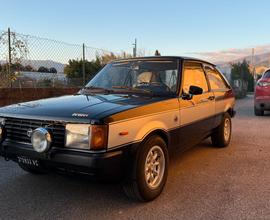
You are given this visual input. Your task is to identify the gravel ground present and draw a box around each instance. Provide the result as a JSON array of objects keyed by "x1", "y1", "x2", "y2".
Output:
[{"x1": 0, "y1": 95, "x2": 269, "y2": 220}]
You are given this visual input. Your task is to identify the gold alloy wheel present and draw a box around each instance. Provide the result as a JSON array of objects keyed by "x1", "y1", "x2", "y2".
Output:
[
  {"x1": 144, "y1": 145, "x2": 165, "y2": 189},
  {"x1": 224, "y1": 118, "x2": 231, "y2": 142}
]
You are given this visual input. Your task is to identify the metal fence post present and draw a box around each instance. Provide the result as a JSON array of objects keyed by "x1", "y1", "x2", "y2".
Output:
[
  {"x1": 82, "y1": 43, "x2": 86, "y2": 86},
  {"x1": 8, "y1": 28, "x2": 12, "y2": 88},
  {"x1": 133, "y1": 38, "x2": 137, "y2": 58}
]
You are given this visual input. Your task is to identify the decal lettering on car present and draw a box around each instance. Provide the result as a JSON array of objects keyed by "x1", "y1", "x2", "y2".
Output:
[{"x1": 72, "y1": 113, "x2": 89, "y2": 117}]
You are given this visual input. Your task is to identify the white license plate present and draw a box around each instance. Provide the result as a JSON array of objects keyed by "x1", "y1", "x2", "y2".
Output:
[{"x1": 17, "y1": 156, "x2": 40, "y2": 167}]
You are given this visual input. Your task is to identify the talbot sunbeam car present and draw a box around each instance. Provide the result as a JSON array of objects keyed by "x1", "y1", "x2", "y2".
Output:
[{"x1": 0, "y1": 56, "x2": 235, "y2": 201}]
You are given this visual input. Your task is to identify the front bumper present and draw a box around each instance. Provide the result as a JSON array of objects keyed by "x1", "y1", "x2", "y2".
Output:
[{"x1": 0, "y1": 141, "x2": 126, "y2": 179}]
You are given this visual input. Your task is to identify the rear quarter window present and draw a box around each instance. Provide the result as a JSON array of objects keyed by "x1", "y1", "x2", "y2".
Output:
[{"x1": 205, "y1": 66, "x2": 229, "y2": 90}]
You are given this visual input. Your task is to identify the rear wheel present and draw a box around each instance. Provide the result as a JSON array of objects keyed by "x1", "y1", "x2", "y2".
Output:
[
  {"x1": 18, "y1": 162, "x2": 47, "y2": 175},
  {"x1": 123, "y1": 135, "x2": 169, "y2": 202},
  {"x1": 211, "y1": 113, "x2": 232, "y2": 148},
  {"x1": 254, "y1": 106, "x2": 264, "y2": 116}
]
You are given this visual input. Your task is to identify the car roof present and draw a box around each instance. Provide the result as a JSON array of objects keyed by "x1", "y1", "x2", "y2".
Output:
[{"x1": 112, "y1": 56, "x2": 216, "y2": 66}]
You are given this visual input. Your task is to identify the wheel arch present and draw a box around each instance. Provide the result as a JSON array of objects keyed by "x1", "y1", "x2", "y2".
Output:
[
  {"x1": 226, "y1": 107, "x2": 235, "y2": 118},
  {"x1": 141, "y1": 129, "x2": 170, "y2": 148}
]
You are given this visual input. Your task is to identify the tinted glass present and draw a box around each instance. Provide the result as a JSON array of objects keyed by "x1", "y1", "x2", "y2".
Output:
[
  {"x1": 263, "y1": 70, "x2": 270, "y2": 78},
  {"x1": 87, "y1": 60, "x2": 179, "y2": 95},
  {"x1": 182, "y1": 62, "x2": 209, "y2": 93},
  {"x1": 205, "y1": 66, "x2": 228, "y2": 90}
]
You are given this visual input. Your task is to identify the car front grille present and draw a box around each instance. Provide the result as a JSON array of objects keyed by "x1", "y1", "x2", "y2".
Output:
[{"x1": 4, "y1": 117, "x2": 66, "y2": 147}]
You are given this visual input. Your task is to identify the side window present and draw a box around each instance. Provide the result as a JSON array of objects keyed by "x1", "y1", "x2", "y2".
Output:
[
  {"x1": 205, "y1": 66, "x2": 228, "y2": 90},
  {"x1": 183, "y1": 62, "x2": 209, "y2": 93}
]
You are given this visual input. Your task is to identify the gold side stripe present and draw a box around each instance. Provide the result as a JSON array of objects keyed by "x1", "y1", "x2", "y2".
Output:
[{"x1": 108, "y1": 108, "x2": 180, "y2": 125}]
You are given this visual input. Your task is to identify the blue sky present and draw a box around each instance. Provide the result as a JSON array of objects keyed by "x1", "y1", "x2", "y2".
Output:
[{"x1": 1, "y1": 0, "x2": 270, "y2": 61}]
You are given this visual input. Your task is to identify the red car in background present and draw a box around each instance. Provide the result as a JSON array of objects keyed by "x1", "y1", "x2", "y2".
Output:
[{"x1": 254, "y1": 69, "x2": 270, "y2": 116}]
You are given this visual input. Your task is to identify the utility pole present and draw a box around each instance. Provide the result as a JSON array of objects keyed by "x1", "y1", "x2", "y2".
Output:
[
  {"x1": 251, "y1": 48, "x2": 257, "y2": 91},
  {"x1": 251, "y1": 48, "x2": 256, "y2": 78},
  {"x1": 133, "y1": 38, "x2": 137, "y2": 58},
  {"x1": 8, "y1": 27, "x2": 12, "y2": 88},
  {"x1": 82, "y1": 43, "x2": 86, "y2": 86},
  {"x1": 251, "y1": 48, "x2": 254, "y2": 71}
]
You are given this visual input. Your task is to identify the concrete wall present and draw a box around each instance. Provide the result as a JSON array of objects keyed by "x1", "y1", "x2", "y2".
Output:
[{"x1": 0, "y1": 88, "x2": 79, "y2": 107}]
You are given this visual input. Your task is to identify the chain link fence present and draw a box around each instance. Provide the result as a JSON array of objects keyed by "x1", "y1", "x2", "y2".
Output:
[{"x1": 0, "y1": 28, "x2": 121, "y2": 88}]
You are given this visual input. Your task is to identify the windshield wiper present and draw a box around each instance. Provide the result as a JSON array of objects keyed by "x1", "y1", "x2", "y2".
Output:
[
  {"x1": 112, "y1": 86, "x2": 153, "y2": 95},
  {"x1": 82, "y1": 86, "x2": 112, "y2": 94},
  {"x1": 82, "y1": 85, "x2": 153, "y2": 96}
]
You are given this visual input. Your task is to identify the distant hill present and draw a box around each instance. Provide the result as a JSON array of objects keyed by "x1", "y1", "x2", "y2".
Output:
[
  {"x1": 234, "y1": 52, "x2": 270, "y2": 67},
  {"x1": 0, "y1": 60, "x2": 65, "y2": 73},
  {"x1": 218, "y1": 52, "x2": 270, "y2": 75}
]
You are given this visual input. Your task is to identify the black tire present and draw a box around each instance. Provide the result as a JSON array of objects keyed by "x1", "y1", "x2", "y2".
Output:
[
  {"x1": 18, "y1": 163, "x2": 47, "y2": 175},
  {"x1": 211, "y1": 113, "x2": 232, "y2": 148},
  {"x1": 254, "y1": 106, "x2": 264, "y2": 116},
  {"x1": 123, "y1": 135, "x2": 169, "y2": 202}
]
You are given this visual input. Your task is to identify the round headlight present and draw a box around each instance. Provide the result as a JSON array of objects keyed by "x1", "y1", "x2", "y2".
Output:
[
  {"x1": 31, "y1": 128, "x2": 52, "y2": 153},
  {"x1": 0, "y1": 125, "x2": 6, "y2": 144}
]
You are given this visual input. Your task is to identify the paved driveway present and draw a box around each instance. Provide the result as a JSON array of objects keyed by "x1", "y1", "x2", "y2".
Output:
[{"x1": 0, "y1": 95, "x2": 269, "y2": 220}]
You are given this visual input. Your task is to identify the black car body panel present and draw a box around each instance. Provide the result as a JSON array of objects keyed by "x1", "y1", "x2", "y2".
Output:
[
  {"x1": 0, "y1": 56, "x2": 236, "y2": 179},
  {"x1": 0, "y1": 141, "x2": 126, "y2": 178},
  {"x1": 0, "y1": 94, "x2": 167, "y2": 123}
]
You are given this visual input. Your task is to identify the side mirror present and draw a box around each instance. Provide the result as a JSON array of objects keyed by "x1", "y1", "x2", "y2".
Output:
[
  {"x1": 181, "y1": 85, "x2": 203, "y2": 100},
  {"x1": 181, "y1": 92, "x2": 193, "y2": 100},
  {"x1": 189, "y1": 85, "x2": 203, "y2": 95}
]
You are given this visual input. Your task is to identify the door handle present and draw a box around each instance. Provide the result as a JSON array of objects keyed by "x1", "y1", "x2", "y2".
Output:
[
  {"x1": 199, "y1": 96, "x2": 215, "y2": 103},
  {"x1": 208, "y1": 96, "x2": 215, "y2": 101},
  {"x1": 199, "y1": 98, "x2": 209, "y2": 103}
]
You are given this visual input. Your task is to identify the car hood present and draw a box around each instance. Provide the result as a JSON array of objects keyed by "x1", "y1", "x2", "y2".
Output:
[{"x1": 0, "y1": 93, "x2": 165, "y2": 123}]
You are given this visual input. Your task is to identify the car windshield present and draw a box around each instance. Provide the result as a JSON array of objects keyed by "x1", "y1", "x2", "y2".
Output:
[{"x1": 84, "y1": 59, "x2": 179, "y2": 96}]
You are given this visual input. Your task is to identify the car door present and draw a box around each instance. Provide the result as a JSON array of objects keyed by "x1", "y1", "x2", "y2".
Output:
[
  {"x1": 179, "y1": 61, "x2": 216, "y2": 147},
  {"x1": 204, "y1": 64, "x2": 234, "y2": 128}
]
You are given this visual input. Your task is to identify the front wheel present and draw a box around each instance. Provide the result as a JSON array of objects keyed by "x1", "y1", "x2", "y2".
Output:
[
  {"x1": 254, "y1": 106, "x2": 264, "y2": 116},
  {"x1": 211, "y1": 113, "x2": 232, "y2": 148},
  {"x1": 123, "y1": 135, "x2": 169, "y2": 202}
]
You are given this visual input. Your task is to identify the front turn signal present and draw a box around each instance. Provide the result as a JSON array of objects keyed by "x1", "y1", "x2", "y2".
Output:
[{"x1": 89, "y1": 125, "x2": 108, "y2": 150}]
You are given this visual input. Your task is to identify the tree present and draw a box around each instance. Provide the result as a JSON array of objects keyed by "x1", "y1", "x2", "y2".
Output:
[
  {"x1": 64, "y1": 59, "x2": 102, "y2": 79},
  {"x1": 0, "y1": 31, "x2": 29, "y2": 65},
  {"x1": 231, "y1": 59, "x2": 254, "y2": 92},
  {"x1": 98, "y1": 53, "x2": 118, "y2": 65},
  {"x1": 24, "y1": 65, "x2": 35, "y2": 72},
  {"x1": 38, "y1": 66, "x2": 50, "y2": 73},
  {"x1": 155, "y1": 50, "x2": 161, "y2": 56},
  {"x1": 64, "y1": 52, "x2": 131, "y2": 80},
  {"x1": 11, "y1": 62, "x2": 25, "y2": 71},
  {"x1": 49, "y1": 67, "x2": 57, "y2": 73},
  {"x1": 96, "y1": 52, "x2": 132, "y2": 65},
  {"x1": 231, "y1": 60, "x2": 249, "y2": 80},
  {"x1": 0, "y1": 30, "x2": 29, "y2": 87}
]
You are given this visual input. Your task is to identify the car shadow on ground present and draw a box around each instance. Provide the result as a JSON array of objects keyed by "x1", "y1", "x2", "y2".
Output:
[
  {"x1": 0, "y1": 162, "x2": 137, "y2": 219},
  {"x1": 0, "y1": 136, "x2": 231, "y2": 220}
]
